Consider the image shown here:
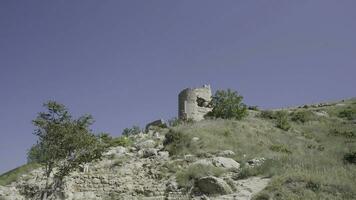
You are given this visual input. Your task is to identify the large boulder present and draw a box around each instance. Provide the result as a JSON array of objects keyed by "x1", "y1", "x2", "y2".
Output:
[
  {"x1": 158, "y1": 151, "x2": 170, "y2": 160},
  {"x1": 193, "y1": 157, "x2": 240, "y2": 171},
  {"x1": 135, "y1": 139, "x2": 156, "y2": 150},
  {"x1": 195, "y1": 176, "x2": 233, "y2": 195},
  {"x1": 211, "y1": 157, "x2": 240, "y2": 170}
]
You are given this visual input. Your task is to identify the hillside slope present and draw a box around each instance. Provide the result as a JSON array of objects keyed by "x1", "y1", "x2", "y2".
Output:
[{"x1": 1, "y1": 98, "x2": 355, "y2": 200}]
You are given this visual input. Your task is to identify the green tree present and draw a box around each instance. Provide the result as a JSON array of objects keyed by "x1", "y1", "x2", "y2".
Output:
[
  {"x1": 31, "y1": 101, "x2": 103, "y2": 199},
  {"x1": 207, "y1": 89, "x2": 248, "y2": 120}
]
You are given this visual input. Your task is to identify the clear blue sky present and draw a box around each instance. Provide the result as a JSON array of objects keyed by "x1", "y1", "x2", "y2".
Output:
[{"x1": 0, "y1": 0, "x2": 355, "y2": 174}]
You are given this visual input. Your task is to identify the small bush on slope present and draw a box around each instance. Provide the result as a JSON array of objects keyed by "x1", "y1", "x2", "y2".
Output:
[
  {"x1": 291, "y1": 110, "x2": 315, "y2": 123},
  {"x1": 275, "y1": 111, "x2": 291, "y2": 131},
  {"x1": 339, "y1": 107, "x2": 356, "y2": 120},
  {"x1": 259, "y1": 110, "x2": 277, "y2": 120},
  {"x1": 259, "y1": 110, "x2": 291, "y2": 130},
  {"x1": 344, "y1": 151, "x2": 356, "y2": 164}
]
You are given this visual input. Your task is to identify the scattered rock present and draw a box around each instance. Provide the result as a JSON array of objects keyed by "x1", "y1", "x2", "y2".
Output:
[
  {"x1": 184, "y1": 154, "x2": 197, "y2": 162},
  {"x1": 196, "y1": 176, "x2": 233, "y2": 195},
  {"x1": 217, "y1": 150, "x2": 235, "y2": 157},
  {"x1": 142, "y1": 148, "x2": 158, "y2": 158},
  {"x1": 194, "y1": 158, "x2": 214, "y2": 167},
  {"x1": 158, "y1": 151, "x2": 170, "y2": 159},
  {"x1": 166, "y1": 180, "x2": 179, "y2": 192},
  {"x1": 135, "y1": 139, "x2": 156, "y2": 150},
  {"x1": 212, "y1": 157, "x2": 240, "y2": 170},
  {"x1": 247, "y1": 158, "x2": 266, "y2": 167},
  {"x1": 313, "y1": 110, "x2": 329, "y2": 117},
  {"x1": 193, "y1": 157, "x2": 240, "y2": 171},
  {"x1": 103, "y1": 146, "x2": 127, "y2": 158}
]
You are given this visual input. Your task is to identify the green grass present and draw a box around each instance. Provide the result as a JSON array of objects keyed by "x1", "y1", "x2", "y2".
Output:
[
  {"x1": 0, "y1": 162, "x2": 41, "y2": 186},
  {"x1": 164, "y1": 98, "x2": 356, "y2": 199}
]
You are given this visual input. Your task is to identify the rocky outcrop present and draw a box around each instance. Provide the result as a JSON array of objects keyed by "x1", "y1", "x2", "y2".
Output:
[
  {"x1": 0, "y1": 185, "x2": 25, "y2": 200},
  {"x1": 196, "y1": 176, "x2": 233, "y2": 195},
  {"x1": 0, "y1": 128, "x2": 269, "y2": 200},
  {"x1": 193, "y1": 157, "x2": 240, "y2": 171}
]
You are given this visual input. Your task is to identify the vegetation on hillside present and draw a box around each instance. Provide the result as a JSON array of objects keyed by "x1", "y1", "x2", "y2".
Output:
[
  {"x1": 164, "y1": 98, "x2": 356, "y2": 199},
  {"x1": 0, "y1": 163, "x2": 40, "y2": 186},
  {"x1": 1, "y1": 94, "x2": 355, "y2": 199}
]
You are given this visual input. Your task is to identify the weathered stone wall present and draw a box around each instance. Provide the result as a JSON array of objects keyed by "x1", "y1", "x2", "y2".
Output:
[{"x1": 178, "y1": 85, "x2": 212, "y2": 121}]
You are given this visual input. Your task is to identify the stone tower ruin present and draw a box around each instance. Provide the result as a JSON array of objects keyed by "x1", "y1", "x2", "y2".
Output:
[{"x1": 178, "y1": 84, "x2": 213, "y2": 121}]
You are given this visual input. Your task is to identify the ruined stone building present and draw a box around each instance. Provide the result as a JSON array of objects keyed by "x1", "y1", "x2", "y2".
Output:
[{"x1": 178, "y1": 85, "x2": 213, "y2": 121}]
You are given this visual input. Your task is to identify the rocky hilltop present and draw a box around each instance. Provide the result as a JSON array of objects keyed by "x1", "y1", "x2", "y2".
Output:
[{"x1": 1, "y1": 98, "x2": 356, "y2": 200}]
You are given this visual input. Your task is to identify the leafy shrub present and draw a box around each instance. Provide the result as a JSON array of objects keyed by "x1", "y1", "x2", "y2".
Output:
[
  {"x1": 248, "y1": 105, "x2": 259, "y2": 111},
  {"x1": 300, "y1": 132, "x2": 315, "y2": 140},
  {"x1": 163, "y1": 130, "x2": 192, "y2": 155},
  {"x1": 338, "y1": 108, "x2": 356, "y2": 120},
  {"x1": 176, "y1": 164, "x2": 225, "y2": 189},
  {"x1": 206, "y1": 89, "x2": 248, "y2": 120},
  {"x1": 270, "y1": 144, "x2": 292, "y2": 154},
  {"x1": 291, "y1": 110, "x2": 314, "y2": 123},
  {"x1": 275, "y1": 111, "x2": 291, "y2": 131},
  {"x1": 122, "y1": 125, "x2": 141, "y2": 136},
  {"x1": 237, "y1": 159, "x2": 278, "y2": 179},
  {"x1": 329, "y1": 129, "x2": 355, "y2": 138},
  {"x1": 306, "y1": 144, "x2": 325, "y2": 151},
  {"x1": 259, "y1": 110, "x2": 276, "y2": 119},
  {"x1": 344, "y1": 152, "x2": 356, "y2": 164}
]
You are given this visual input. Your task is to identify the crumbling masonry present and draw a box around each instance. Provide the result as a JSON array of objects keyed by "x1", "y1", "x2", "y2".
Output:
[{"x1": 178, "y1": 84, "x2": 212, "y2": 121}]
